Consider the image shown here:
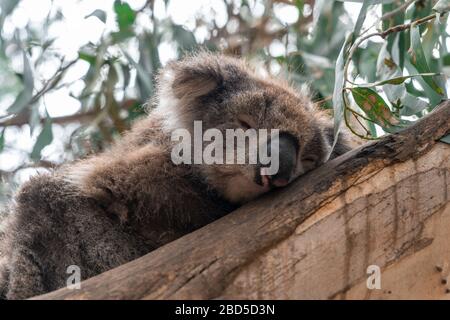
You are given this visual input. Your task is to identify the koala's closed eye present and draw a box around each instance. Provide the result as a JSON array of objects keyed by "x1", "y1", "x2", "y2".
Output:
[
  {"x1": 237, "y1": 115, "x2": 256, "y2": 130},
  {"x1": 301, "y1": 155, "x2": 319, "y2": 164}
]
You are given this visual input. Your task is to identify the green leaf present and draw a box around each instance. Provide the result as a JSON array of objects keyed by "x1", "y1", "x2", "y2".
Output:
[
  {"x1": 31, "y1": 117, "x2": 53, "y2": 160},
  {"x1": 353, "y1": 0, "x2": 373, "y2": 38},
  {"x1": 120, "y1": 48, "x2": 153, "y2": 98},
  {"x1": 382, "y1": 2, "x2": 406, "y2": 69},
  {"x1": 377, "y1": 76, "x2": 411, "y2": 85},
  {"x1": 421, "y1": 22, "x2": 439, "y2": 60},
  {"x1": 443, "y1": 53, "x2": 450, "y2": 66},
  {"x1": 351, "y1": 87, "x2": 400, "y2": 129},
  {"x1": 440, "y1": 134, "x2": 450, "y2": 145},
  {"x1": 0, "y1": 0, "x2": 20, "y2": 17},
  {"x1": 390, "y1": 30, "x2": 405, "y2": 71},
  {"x1": 111, "y1": 29, "x2": 135, "y2": 43},
  {"x1": 355, "y1": 41, "x2": 382, "y2": 83},
  {"x1": 0, "y1": 128, "x2": 5, "y2": 153},
  {"x1": 121, "y1": 63, "x2": 131, "y2": 89},
  {"x1": 7, "y1": 52, "x2": 34, "y2": 114},
  {"x1": 85, "y1": 9, "x2": 107, "y2": 23},
  {"x1": 113, "y1": 0, "x2": 136, "y2": 31},
  {"x1": 29, "y1": 104, "x2": 40, "y2": 134},
  {"x1": 400, "y1": 93, "x2": 429, "y2": 116},
  {"x1": 141, "y1": 32, "x2": 161, "y2": 74},
  {"x1": 404, "y1": 59, "x2": 442, "y2": 108},
  {"x1": 172, "y1": 24, "x2": 197, "y2": 54},
  {"x1": 330, "y1": 33, "x2": 353, "y2": 158},
  {"x1": 409, "y1": 24, "x2": 444, "y2": 95},
  {"x1": 78, "y1": 51, "x2": 96, "y2": 65},
  {"x1": 312, "y1": 0, "x2": 326, "y2": 29},
  {"x1": 433, "y1": 0, "x2": 450, "y2": 13}
]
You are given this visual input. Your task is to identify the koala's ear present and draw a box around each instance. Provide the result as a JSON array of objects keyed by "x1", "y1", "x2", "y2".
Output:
[{"x1": 162, "y1": 56, "x2": 223, "y2": 101}]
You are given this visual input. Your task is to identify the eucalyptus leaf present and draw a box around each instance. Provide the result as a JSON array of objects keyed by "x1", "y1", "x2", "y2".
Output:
[
  {"x1": 312, "y1": 0, "x2": 326, "y2": 29},
  {"x1": 0, "y1": 128, "x2": 5, "y2": 153},
  {"x1": 375, "y1": 42, "x2": 406, "y2": 104},
  {"x1": 391, "y1": 32, "x2": 405, "y2": 71},
  {"x1": 376, "y1": 42, "x2": 397, "y2": 79},
  {"x1": 114, "y1": 0, "x2": 136, "y2": 31},
  {"x1": 353, "y1": 0, "x2": 373, "y2": 38},
  {"x1": 121, "y1": 48, "x2": 153, "y2": 99},
  {"x1": 31, "y1": 117, "x2": 53, "y2": 160},
  {"x1": 29, "y1": 104, "x2": 40, "y2": 134},
  {"x1": 85, "y1": 9, "x2": 107, "y2": 23},
  {"x1": 111, "y1": 29, "x2": 135, "y2": 43},
  {"x1": 351, "y1": 87, "x2": 400, "y2": 129},
  {"x1": 409, "y1": 24, "x2": 444, "y2": 95},
  {"x1": 172, "y1": 24, "x2": 197, "y2": 54},
  {"x1": 6, "y1": 52, "x2": 34, "y2": 114},
  {"x1": 404, "y1": 59, "x2": 442, "y2": 108},
  {"x1": 400, "y1": 93, "x2": 429, "y2": 116},
  {"x1": 330, "y1": 33, "x2": 353, "y2": 158},
  {"x1": 432, "y1": 0, "x2": 450, "y2": 13},
  {"x1": 78, "y1": 51, "x2": 96, "y2": 65},
  {"x1": 121, "y1": 63, "x2": 131, "y2": 89},
  {"x1": 443, "y1": 53, "x2": 450, "y2": 66},
  {"x1": 0, "y1": 0, "x2": 20, "y2": 17}
]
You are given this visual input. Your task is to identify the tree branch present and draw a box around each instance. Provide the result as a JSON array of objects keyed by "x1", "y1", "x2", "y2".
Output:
[{"x1": 0, "y1": 111, "x2": 98, "y2": 128}]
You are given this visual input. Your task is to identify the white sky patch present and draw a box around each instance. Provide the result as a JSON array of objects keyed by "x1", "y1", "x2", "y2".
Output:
[
  {"x1": 14, "y1": 167, "x2": 51, "y2": 185},
  {"x1": 0, "y1": 150, "x2": 26, "y2": 172},
  {"x1": 344, "y1": 2, "x2": 382, "y2": 38},
  {"x1": 167, "y1": 0, "x2": 204, "y2": 27},
  {"x1": 247, "y1": 0, "x2": 265, "y2": 18},
  {"x1": 269, "y1": 40, "x2": 286, "y2": 57},
  {"x1": 167, "y1": 0, "x2": 228, "y2": 30},
  {"x1": 158, "y1": 42, "x2": 178, "y2": 65},
  {"x1": 44, "y1": 88, "x2": 81, "y2": 118},
  {"x1": 273, "y1": 3, "x2": 299, "y2": 25}
]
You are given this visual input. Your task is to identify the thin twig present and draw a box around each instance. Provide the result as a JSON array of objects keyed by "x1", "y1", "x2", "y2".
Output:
[
  {"x1": 0, "y1": 111, "x2": 98, "y2": 127},
  {"x1": 31, "y1": 59, "x2": 78, "y2": 105}
]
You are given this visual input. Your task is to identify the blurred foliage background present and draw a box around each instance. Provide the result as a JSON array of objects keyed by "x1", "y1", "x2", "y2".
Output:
[{"x1": 0, "y1": 0, "x2": 449, "y2": 204}]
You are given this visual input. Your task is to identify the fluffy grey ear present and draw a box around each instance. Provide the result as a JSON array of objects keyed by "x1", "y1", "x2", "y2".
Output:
[
  {"x1": 154, "y1": 54, "x2": 226, "y2": 130},
  {"x1": 160, "y1": 54, "x2": 224, "y2": 101}
]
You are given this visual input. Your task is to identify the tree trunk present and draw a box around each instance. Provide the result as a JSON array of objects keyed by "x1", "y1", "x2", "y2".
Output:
[{"x1": 36, "y1": 100, "x2": 450, "y2": 300}]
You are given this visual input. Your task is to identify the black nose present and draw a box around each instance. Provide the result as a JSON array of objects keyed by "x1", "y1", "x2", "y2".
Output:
[{"x1": 261, "y1": 133, "x2": 298, "y2": 188}]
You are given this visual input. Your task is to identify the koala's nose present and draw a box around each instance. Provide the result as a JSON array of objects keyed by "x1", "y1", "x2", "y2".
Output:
[{"x1": 261, "y1": 133, "x2": 298, "y2": 188}]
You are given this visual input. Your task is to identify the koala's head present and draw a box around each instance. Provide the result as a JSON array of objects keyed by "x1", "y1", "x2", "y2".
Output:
[{"x1": 154, "y1": 52, "x2": 352, "y2": 204}]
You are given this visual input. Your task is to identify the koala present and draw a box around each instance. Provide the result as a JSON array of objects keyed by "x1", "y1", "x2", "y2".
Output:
[{"x1": 0, "y1": 52, "x2": 354, "y2": 299}]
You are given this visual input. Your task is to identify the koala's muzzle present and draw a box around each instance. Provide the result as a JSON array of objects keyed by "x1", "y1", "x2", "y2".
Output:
[{"x1": 258, "y1": 132, "x2": 298, "y2": 188}]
